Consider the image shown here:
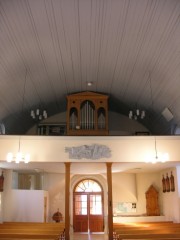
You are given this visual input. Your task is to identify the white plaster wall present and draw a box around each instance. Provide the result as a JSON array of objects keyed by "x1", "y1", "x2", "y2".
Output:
[
  {"x1": 5, "y1": 190, "x2": 45, "y2": 222},
  {"x1": 12, "y1": 171, "x2": 18, "y2": 189},
  {"x1": 108, "y1": 111, "x2": 149, "y2": 135},
  {"x1": 2, "y1": 169, "x2": 180, "y2": 223},
  {"x1": 43, "y1": 172, "x2": 65, "y2": 222},
  {"x1": 113, "y1": 216, "x2": 166, "y2": 223},
  {"x1": 27, "y1": 112, "x2": 66, "y2": 135},
  {"x1": 177, "y1": 166, "x2": 180, "y2": 222},
  {"x1": 177, "y1": 166, "x2": 180, "y2": 197},
  {"x1": 136, "y1": 172, "x2": 161, "y2": 215},
  {"x1": 161, "y1": 168, "x2": 179, "y2": 222},
  {"x1": 112, "y1": 173, "x2": 137, "y2": 203},
  {"x1": 3, "y1": 170, "x2": 13, "y2": 221},
  {"x1": 0, "y1": 135, "x2": 179, "y2": 164},
  {"x1": 3, "y1": 170, "x2": 48, "y2": 222}
]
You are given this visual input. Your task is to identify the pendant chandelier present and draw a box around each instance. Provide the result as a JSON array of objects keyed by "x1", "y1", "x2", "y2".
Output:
[
  {"x1": 145, "y1": 72, "x2": 169, "y2": 164},
  {"x1": 6, "y1": 137, "x2": 30, "y2": 164},
  {"x1": 145, "y1": 136, "x2": 169, "y2": 164},
  {"x1": 30, "y1": 108, "x2": 47, "y2": 120},
  {"x1": 129, "y1": 109, "x2": 145, "y2": 120},
  {"x1": 6, "y1": 70, "x2": 30, "y2": 164}
]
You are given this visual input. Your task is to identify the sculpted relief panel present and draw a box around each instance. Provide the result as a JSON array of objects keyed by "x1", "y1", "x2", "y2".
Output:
[{"x1": 65, "y1": 144, "x2": 111, "y2": 160}]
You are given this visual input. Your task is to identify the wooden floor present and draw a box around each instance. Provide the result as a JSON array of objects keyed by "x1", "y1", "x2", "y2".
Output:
[{"x1": 70, "y1": 233, "x2": 108, "y2": 240}]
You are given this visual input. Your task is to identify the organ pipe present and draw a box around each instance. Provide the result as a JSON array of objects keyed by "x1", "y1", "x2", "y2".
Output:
[{"x1": 80, "y1": 101, "x2": 95, "y2": 130}]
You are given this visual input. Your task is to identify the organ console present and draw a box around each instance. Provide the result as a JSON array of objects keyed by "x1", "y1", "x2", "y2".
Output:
[{"x1": 66, "y1": 91, "x2": 109, "y2": 135}]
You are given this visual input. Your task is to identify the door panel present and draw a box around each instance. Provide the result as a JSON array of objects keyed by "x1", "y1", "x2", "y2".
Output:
[
  {"x1": 73, "y1": 194, "x2": 88, "y2": 232},
  {"x1": 73, "y1": 193, "x2": 104, "y2": 232},
  {"x1": 89, "y1": 215, "x2": 104, "y2": 232},
  {"x1": 74, "y1": 217, "x2": 88, "y2": 232},
  {"x1": 89, "y1": 194, "x2": 103, "y2": 232}
]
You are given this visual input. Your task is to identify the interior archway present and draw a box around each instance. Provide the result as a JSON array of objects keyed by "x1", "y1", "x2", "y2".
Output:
[{"x1": 73, "y1": 179, "x2": 104, "y2": 233}]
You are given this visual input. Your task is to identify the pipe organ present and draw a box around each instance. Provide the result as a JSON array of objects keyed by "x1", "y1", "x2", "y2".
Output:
[{"x1": 66, "y1": 91, "x2": 109, "y2": 135}]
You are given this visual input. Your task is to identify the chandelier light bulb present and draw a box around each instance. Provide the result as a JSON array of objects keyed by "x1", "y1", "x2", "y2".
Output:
[
  {"x1": 24, "y1": 154, "x2": 30, "y2": 163},
  {"x1": 7, "y1": 152, "x2": 13, "y2": 162},
  {"x1": 6, "y1": 151, "x2": 30, "y2": 164},
  {"x1": 141, "y1": 110, "x2": 145, "y2": 119},
  {"x1": 36, "y1": 109, "x2": 40, "y2": 115},
  {"x1": 43, "y1": 110, "x2": 47, "y2": 118},
  {"x1": 16, "y1": 151, "x2": 22, "y2": 163},
  {"x1": 163, "y1": 153, "x2": 169, "y2": 162},
  {"x1": 129, "y1": 111, "x2": 133, "y2": 119},
  {"x1": 145, "y1": 152, "x2": 169, "y2": 164},
  {"x1": 30, "y1": 110, "x2": 34, "y2": 118}
]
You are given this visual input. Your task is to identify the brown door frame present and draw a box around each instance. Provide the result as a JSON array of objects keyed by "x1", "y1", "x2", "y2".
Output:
[{"x1": 73, "y1": 179, "x2": 104, "y2": 233}]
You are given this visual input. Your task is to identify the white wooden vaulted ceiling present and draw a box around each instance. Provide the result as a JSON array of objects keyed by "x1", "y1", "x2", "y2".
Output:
[{"x1": 0, "y1": 0, "x2": 180, "y2": 135}]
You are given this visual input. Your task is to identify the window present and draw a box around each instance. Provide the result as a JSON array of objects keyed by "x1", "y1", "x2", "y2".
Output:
[{"x1": 74, "y1": 179, "x2": 102, "y2": 192}]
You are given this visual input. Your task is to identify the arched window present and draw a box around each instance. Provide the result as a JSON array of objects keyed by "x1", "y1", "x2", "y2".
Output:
[{"x1": 74, "y1": 179, "x2": 102, "y2": 192}]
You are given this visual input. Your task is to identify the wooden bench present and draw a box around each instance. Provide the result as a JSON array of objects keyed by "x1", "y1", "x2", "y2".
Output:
[
  {"x1": 0, "y1": 222, "x2": 65, "y2": 240},
  {"x1": 117, "y1": 233, "x2": 180, "y2": 240},
  {"x1": 113, "y1": 222, "x2": 180, "y2": 240}
]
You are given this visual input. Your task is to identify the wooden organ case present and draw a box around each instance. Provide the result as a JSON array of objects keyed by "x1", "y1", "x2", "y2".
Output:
[{"x1": 66, "y1": 91, "x2": 109, "y2": 136}]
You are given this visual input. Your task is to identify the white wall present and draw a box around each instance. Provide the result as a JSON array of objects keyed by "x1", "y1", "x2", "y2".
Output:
[
  {"x1": 112, "y1": 172, "x2": 161, "y2": 216},
  {"x1": 0, "y1": 135, "x2": 180, "y2": 164},
  {"x1": 27, "y1": 112, "x2": 66, "y2": 135},
  {"x1": 43, "y1": 172, "x2": 65, "y2": 222},
  {"x1": 108, "y1": 111, "x2": 149, "y2": 135},
  {"x1": 177, "y1": 166, "x2": 180, "y2": 223},
  {"x1": 161, "y1": 168, "x2": 180, "y2": 222},
  {"x1": 136, "y1": 172, "x2": 161, "y2": 215},
  {"x1": 3, "y1": 170, "x2": 48, "y2": 222},
  {"x1": 4, "y1": 190, "x2": 45, "y2": 222},
  {"x1": 112, "y1": 172, "x2": 137, "y2": 204},
  {"x1": 2, "y1": 168, "x2": 180, "y2": 223}
]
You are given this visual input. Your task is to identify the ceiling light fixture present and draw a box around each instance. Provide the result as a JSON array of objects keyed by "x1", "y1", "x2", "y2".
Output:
[
  {"x1": 7, "y1": 136, "x2": 30, "y2": 164},
  {"x1": 145, "y1": 136, "x2": 169, "y2": 164},
  {"x1": 6, "y1": 70, "x2": 30, "y2": 164},
  {"x1": 30, "y1": 109, "x2": 47, "y2": 120},
  {"x1": 87, "y1": 81, "x2": 93, "y2": 86},
  {"x1": 145, "y1": 72, "x2": 169, "y2": 164},
  {"x1": 129, "y1": 109, "x2": 145, "y2": 120}
]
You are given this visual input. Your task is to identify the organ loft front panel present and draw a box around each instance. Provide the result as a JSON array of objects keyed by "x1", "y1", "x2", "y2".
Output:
[{"x1": 66, "y1": 91, "x2": 109, "y2": 136}]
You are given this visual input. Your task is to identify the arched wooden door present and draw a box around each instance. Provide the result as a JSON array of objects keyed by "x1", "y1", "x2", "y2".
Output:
[{"x1": 73, "y1": 179, "x2": 104, "y2": 232}]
